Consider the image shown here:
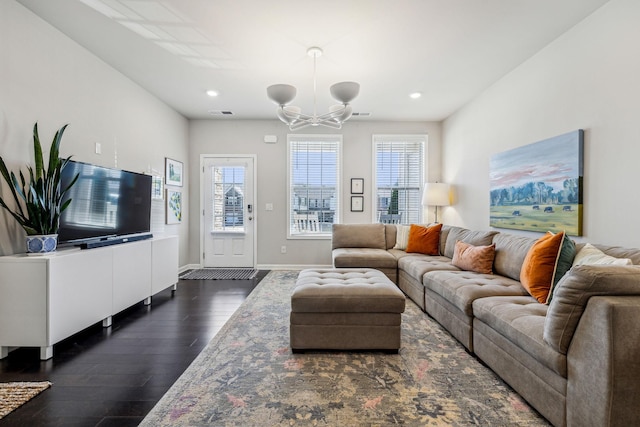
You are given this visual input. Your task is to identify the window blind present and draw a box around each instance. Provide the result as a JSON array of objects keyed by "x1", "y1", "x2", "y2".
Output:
[
  {"x1": 288, "y1": 135, "x2": 341, "y2": 238},
  {"x1": 373, "y1": 135, "x2": 425, "y2": 225}
]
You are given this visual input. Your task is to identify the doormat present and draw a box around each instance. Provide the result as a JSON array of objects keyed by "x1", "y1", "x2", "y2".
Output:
[
  {"x1": 0, "y1": 381, "x2": 52, "y2": 419},
  {"x1": 180, "y1": 268, "x2": 258, "y2": 280}
]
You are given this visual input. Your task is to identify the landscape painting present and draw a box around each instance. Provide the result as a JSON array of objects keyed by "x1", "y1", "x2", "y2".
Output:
[{"x1": 490, "y1": 130, "x2": 583, "y2": 236}]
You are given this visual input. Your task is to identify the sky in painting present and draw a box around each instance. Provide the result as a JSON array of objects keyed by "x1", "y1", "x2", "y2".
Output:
[{"x1": 490, "y1": 130, "x2": 583, "y2": 192}]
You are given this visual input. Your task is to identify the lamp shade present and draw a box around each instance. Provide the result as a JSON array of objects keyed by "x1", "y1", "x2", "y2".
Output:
[
  {"x1": 330, "y1": 81, "x2": 360, "y2": 103},
  {"x1": 422, "y1": 183, "x2": 450, "y2": 207},
  {"x1": 267, "y1": 84, "x2": 297, "y2": 105}
]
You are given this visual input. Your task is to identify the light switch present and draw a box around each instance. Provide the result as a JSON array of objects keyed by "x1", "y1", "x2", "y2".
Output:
[
  {"x1": 95, "y1": 142, "x2": 101, "y2": 154},
  {"x1": 265, "y1": 203, "x2": 273, "y2": 211}
]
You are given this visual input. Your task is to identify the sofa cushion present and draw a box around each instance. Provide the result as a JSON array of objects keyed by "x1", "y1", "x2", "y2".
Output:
[
  {"x1": 393, "y1": 225, "x2": 411, "y2": 250},
  {"x1": 587, "y1": 243, "x2": 640, "y2": 265},
  {"x1": 384, "y1": 224, "x2": 398, "y2": 250},
  {"x1": 443, "y1": 226, "x2": 498, "y2": 258},
  {"x1": 406, "y1": 223, "x2": 442, "y2": 255},
  {"x1": 473, "y1": 296, "x2": 566, "y2": 377},
  {"x1": 572, "y1": 243, "x2": 632, "y2": 266},
  {"x1": 451, "y1": 241, "x2": 496, "y2": 274},
  {"x1": 439, "y1": 225, "x2": 453, "y2": 256},
  {"x1": 546, "y1": 233, "x2": 577, "y2": 304},
  {"x1": 423, "y1": 270, "x2": 529, "y2": 317},
  {"x1": 544, "y1": 264, "x2": 640, "y2": 354},
  {"x1": 331, "y1": 223, "x2": 386, "y2": 250},
  {"x1": 332, "y1": 248, "x2": 398, "y2": 269},
  {"x1": 493, "y1": 233, "x2": 537, "y2": 281},
  {"x1": 520, "y1": 231, "x2": 565, "y2": 304},
  {"x1": 398, "y1": 254, "x2": 459, "y2": 279}
]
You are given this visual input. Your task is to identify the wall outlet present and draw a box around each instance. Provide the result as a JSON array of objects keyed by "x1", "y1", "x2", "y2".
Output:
[{"x1": 280, "y1": 245, "x2": 287, "y2": 254}]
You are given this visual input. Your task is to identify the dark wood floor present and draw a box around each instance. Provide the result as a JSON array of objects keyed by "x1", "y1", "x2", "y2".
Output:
[{"x1": 0, "y1": 271, "x2": 268, "y2": 426}]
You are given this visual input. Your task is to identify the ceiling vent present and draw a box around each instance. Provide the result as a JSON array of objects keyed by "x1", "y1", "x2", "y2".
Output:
[
  {"x1": 352, "y1": 112, "x2": 371, "y2": 117},
  {"x1": 208, "y1": 110, "x2": 234, "y2": 115}
]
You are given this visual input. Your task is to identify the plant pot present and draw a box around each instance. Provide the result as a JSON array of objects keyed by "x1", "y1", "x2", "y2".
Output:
[{"x1": 26, "y1": 234, "x2": 58, "y2": 255}]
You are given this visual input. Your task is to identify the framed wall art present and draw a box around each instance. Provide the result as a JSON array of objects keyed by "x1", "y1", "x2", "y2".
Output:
[
  {"x1": 165, "y1": 157, "x2": 183, "y2": 187},
  {"x1": 166, "y1": 189, "x2": 182, "y2": 224},
  {"x1": 351, "y1": 178, "x2": 364, "y2": 194},
  {"x1": 351, "y1": 196, "x2": 364, "y2": 212},
  {"x1": 489, "y1": 130, "x2": 584, "y2": 236},
  {"x1": 151, "y1": 175, "x2": 164, "y2": 200}
]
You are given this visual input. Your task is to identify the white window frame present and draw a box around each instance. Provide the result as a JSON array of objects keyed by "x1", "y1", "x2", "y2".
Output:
[
  {"x1": 287, "y1": 134, "x2": 342, "y2": 239},
  {"x1": 372, "y1": 135, "x2": 427, "y2": 225}
]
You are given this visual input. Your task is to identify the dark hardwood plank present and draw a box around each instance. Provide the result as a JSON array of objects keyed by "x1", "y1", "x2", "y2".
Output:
[{"x1": 0, "y1": 270, "x2": 268, "y2": 426}]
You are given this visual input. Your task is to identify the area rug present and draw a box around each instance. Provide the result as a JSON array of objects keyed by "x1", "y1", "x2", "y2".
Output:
[
  {"x1": 180, "y1": 268, "x2": 258, "y2": 280},
  {"x1": 0, "y1": 381, "x2": 51, "y2": 419},
  {"x1": 141, "y1": 271, "x2": 549, "y2": 426}
]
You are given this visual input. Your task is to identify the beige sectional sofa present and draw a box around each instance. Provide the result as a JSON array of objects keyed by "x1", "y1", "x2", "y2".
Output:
[{"x1": 331, "y1": 223, "x2": 640, "y2": 427}]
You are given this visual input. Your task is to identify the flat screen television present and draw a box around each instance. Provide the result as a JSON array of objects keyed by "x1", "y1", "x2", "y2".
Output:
[{"x1": 58, "y1": 160, "x2": 152, "y2": 248}]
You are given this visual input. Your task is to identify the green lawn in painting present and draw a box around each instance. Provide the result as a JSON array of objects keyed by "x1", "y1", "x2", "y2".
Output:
[{"x1": 490, "y1": 204, "x2": 582, "y2": 236}]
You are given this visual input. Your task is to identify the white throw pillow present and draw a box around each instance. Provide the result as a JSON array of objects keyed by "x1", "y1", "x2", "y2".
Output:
[
  {"x1": 572, "y1": 243, "x2": 632, "y2": 267},
  {"x1": 393, "y1": 225, "x2": 411, "y2": 250}
]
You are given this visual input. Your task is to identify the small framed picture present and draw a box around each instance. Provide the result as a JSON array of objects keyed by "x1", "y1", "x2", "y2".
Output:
[
  {"x1": 351, "y1": 178, "x2": 364, "y2": 194},
  {"x1": 165, "y1": 158, "x2": 183, "y2": 187},
  {"x1": 351, "y1": 196, "x2": 364, "y2": 212},
  {"x1": 151, "y1": 175, "x2": 164, "y2": 200},
  {"x1": 166, "y1": 189, "x2": 182, "y2": 224}
]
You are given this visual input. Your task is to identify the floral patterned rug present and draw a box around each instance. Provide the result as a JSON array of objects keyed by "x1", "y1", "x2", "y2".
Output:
[{"x1": 141, "y1": 270, "x2": 549, "y2": 426}]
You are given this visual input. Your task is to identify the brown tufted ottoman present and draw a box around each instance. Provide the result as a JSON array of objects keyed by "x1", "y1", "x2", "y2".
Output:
[{"x1": 290, "y1": 268, "x2": 406, "y2": 352}]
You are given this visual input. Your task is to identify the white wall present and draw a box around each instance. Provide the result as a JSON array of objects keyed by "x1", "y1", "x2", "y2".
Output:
[
  {"x1": 0, "y1": 1, "x2": 190, "y2": 264},
  {"x1": 441, "y1": 0, "x2": 640, "y2": 247},
  {"x1": 189, "y1": 120, "x2": 441, "y2": 267}
]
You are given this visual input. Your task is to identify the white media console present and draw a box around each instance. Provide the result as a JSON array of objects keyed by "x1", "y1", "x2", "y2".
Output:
[{"x1": 0, "y1": 235, "x2": 178, "y2": 360}]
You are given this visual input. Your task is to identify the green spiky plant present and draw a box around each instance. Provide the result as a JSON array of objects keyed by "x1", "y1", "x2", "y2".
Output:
[{"x1": 0, "y1": 123, "x2": 78, "y2": 236}]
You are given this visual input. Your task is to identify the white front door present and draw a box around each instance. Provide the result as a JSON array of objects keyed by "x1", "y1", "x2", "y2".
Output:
[{"x1": 202, "y1": 156, "x2": 255, "y2": 268}]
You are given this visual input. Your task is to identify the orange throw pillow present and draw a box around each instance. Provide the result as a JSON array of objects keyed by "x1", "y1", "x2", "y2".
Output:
[
  {"x1": 451, "y1": 240, "x2": 496, "y2": 274},
  {"x1": 406, "y1": 223, "x2": 442, "y2": 255},
  {"x1": 520, "y1": 231, "x2": 565, "y2": 303}
]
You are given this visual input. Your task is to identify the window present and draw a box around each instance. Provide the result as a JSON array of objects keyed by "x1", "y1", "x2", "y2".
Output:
[
  {"x1": 288, "y1": 135, "x2": 341, "y2": 238},
  {"x1": 211, "y1": 166, "x2": 245, "y2": 232},
  {"x1": 373, "y1": 135, "x2": 426, "y2": 224}
]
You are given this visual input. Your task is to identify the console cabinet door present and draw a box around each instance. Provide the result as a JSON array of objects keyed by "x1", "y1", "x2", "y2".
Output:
[
  {"x1": 48, "y1": 248, "x2": 112, "y2": 344},
  {"x1": 112, "y1": 241, "x2": 152, "y2": 314},
  {"x1": 151, "y1": 236, "x2": 178, "y2": 295},
  {"x1": 0, "y1": 259, "x2": 48, "y2": 347}
]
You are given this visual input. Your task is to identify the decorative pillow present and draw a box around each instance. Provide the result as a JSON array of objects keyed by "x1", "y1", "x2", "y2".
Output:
[
  {"x1": 572, "y1": 243, "x2": 633, "y2": 267},
  {"x1": 451, "y1": 240, "x2": 496, "y2": 274},
  {"x1": 393, "y1": 225, "x2": 411, "y2": 250},
  {"x1": 406, "y1": 223, "x2": 442, "y2": 255},
  {"x1": 545, "y1": 233, "x2": 576, "y2": 304},
  {"x1": 520, "y1": 231, "x2": 565, "y2": 304}
]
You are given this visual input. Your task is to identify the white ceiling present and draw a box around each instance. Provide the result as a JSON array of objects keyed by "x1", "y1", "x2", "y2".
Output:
[{"x1": 16, "y1": 0, "x2": 608, "y2": 121}]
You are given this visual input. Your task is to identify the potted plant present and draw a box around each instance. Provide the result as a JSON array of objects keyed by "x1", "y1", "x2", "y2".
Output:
[{"x1": 0, "y1": 123, "x2": 78, "y2": 254}]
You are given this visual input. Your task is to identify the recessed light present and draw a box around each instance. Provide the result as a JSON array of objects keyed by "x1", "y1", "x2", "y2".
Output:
[
  {"x1": 206, "y1": 90, "x2": 219, "y2": 97},
  {"x1": 409, "y1": 92, "x2": 422, "y2": 99}
]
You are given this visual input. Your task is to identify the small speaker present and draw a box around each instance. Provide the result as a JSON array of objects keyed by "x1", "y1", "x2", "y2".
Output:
[{"x1": 264, "y1": 135, "x2": 277, "y2": 144}]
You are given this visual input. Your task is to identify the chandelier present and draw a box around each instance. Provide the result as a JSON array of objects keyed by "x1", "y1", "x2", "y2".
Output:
[{"x1": 267, "y1": 47, "x2": 360, "y2": 131}]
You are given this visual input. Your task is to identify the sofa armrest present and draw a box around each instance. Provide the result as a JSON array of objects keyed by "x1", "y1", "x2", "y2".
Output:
[
  {"x1": 567, "y1": 296, "x2": 640, "y2": 427},
  {"x1": 544, "y1": 265, "x2": 640, "y2": 354}
]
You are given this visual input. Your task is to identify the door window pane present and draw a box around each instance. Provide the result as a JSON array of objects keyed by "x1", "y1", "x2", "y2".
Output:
[{"x1": 211, "y1": 166, "x2": 245, "y2": 232}]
